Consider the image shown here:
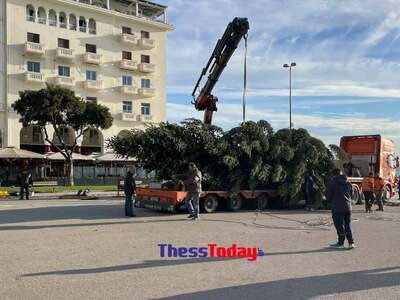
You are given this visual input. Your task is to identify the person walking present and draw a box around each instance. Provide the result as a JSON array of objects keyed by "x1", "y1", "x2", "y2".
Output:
[
  {"x1": 124, "y1": 167, "x2": 137, "y2": 217},
  {"x1": 17, "y1": 170, "x2": 33, "y2": 200},
  {"x1": 362, "y1": 173, "x2": 375, "y2": 213},
  {"x1": 175, "y1": 162, "x2": 202, "y2": 220},
  {"x1": 374, "y1": 175, "x2": 385, "y2": 211},
  {"x1": 326, "y1": 168, "x2": 355, "y2": 249}
]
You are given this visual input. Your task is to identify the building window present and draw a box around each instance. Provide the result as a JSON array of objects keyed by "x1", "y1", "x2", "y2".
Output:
[
  {"x1": 86, "y1": 70, "x2": 97, "y2": 81},
  {"x1": 27, "y1": 61, "x2": 40, "y2": 73},
  {"x1": 122, "y1": 51, "x2": 132, "y2": 60},
  {"x1": 59, "y1": 12, "x2": 67, "y2": 28},
  {"x1": 141, "y1": 31, "x2": 150, "y2": 39},
  {"x1": 79, "y1": 17, "x2": 87, "y2": 32},
  {"x1": 58, "y1": 38, "x2": 70, "y2": 49},
  {"x1": 26, "y1": 5, "x2": 35, "y2": 22},
  {"x1": 123, "y1": 101, "x2": 132, "y2": 113},
  {"x1": 27, "y1": 32, "x2": 40, "y2": 43},
  {"x1": 86, "y1": 44, "x2": 97, "y2": 53},
  {"x1": 58, "y1": 66, "x2": 70, "y2": 77},
  {"x1": 37, "y1": 7, "x2": 46, "y2": 24},
  {"x1": 122, "y1": 26, "x2": 132, "y2": 34},
  {"x1": 88, "y1": 18, "x2": 96, "y2": 34},
  {"x1": 69, "y1": 14, "x2": 77, "y2": 31},
  {"x1": 141, "y1": 55, "x2": 150, "y2": 63},
  {"x1": 86, "y1": 97, "x2": 97, "y2": 104},
  {"x1": 141, "y1": 79, "x2": 151, "y2": 88},
  {"x1": 122, "y1": 76, "x2": 132, "y2": 86},
  {"x1": 49, "y1": 10, "x2": 57, "y2": 27},
  {"x1": 141, "y1": 103, "x2": 150, "y2": 115}
]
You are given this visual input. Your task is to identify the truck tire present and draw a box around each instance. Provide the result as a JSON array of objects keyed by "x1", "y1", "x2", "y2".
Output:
[
  {"x1": 382, "y1": 186, "x2": 392, "y2": 202},
  {"x1": 256, "y1": 194, "x2": 269, "y2": 210},
  {"x1": 227, "y1": 196, "x2": 242, "y2": 211},
  {"x1": 351, "y1": 184, "x2": 361, "y2": 205},
  {"x1": 201, "y1": 195, "x2": 218, "y2": 213}
]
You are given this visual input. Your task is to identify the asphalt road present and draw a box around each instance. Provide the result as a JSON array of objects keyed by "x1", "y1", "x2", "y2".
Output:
[{"x1": 0, "y1": 198, "x2": 399, "y2": 300}]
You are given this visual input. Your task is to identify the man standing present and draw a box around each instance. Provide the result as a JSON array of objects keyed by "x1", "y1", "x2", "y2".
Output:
[
  {"x1": 175, "y1": 162, "x2": 202, "y2": 220},
  {"x1": 362, "y1": 173, "x2": 375, "y2": 213},
  {"x1": 374, "y1": 175, "x2": 385, "y2": 211},
  {"x1": 18, "y1": 170, "x2": 33, "y2": 200},
  {"x1": 124, "y1": 167, "x2": 136, "y2": 217},
  {"x1": 326, "y1": 168, "x2": 355, "y2": 249}
]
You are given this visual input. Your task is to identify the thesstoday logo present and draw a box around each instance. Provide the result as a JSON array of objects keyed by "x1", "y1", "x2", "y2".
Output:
[{"x1": 158, "y1": 244, "x2": 266, "y2": 262}]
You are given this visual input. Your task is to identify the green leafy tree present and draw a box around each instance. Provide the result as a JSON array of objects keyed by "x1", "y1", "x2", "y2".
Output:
[{"x1": 12, "y1": 83, "x2": 113, "y2": 185}]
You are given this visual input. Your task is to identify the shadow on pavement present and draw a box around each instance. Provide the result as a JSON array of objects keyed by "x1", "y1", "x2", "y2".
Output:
[
  {"x1": 21, "y1": 247, "x2": 350, "y2": 277},
  {"x1": 154, "y1": 266, "x2": 400, "y2": 300},
  {"x1": 0, "y1": 204, "x2": 170, "y2": 225}
]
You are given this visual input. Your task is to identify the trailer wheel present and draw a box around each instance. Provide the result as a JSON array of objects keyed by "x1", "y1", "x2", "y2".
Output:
[
  {"x1": 256, "y1": 194, "x2": 269, "y2": 210},
  {"x1": 382, "y1": 186, "x2": 392, "y2": 202},
  {"x1": 227, "y1": 196, "x2": 242, "y2": 211},
  {"x1": 201, "y1": 195, "x2": 218, "y2": 213}
]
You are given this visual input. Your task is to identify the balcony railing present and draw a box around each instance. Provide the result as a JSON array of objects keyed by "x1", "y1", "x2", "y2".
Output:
[
  {"x1": 138, "y1": 38, "x2": 155, "y2": 49},
  {"x1": 138, "y1": 87, "x2": 155, "y2": 97},
  {"x1": 84, "y1": 53, "x2": 101, "y2": 64},
  {"x1": 80, "y1": 26, "x2": 87, "y2": 33},
  {"x1": 55, "y1": 76, "x2": 75, "y2": 87},
  {"x1": 118, "y1": 113, "x2": 137, "y2": 122},
  {"x1": 60, "y1": 22, "x2": 67, "y2": 29},
  {"x1": 120, "y1": 59, "x2": 137, "y2": 71},
  {"x1": 84, "y1": 80, "x2": 102, "y2": 90},
  {"x1": 56, "y1": 48, "x2": 74, "y2": 60},
  {"x1": 25, "y1": 42, "x2": 45, "y2": 56},
  {"x1": 38, "y1": 17, "x2": 46, "y2": 24},
  {"x1": 138, "y1": 63, "x2": 155, "y2": 73},
  {"x1": 120, "y1": 86, "x2": 138, "y2": 95},
  {"x1": 25, "y1": 72, "x2": 45, "y2": 83},
  {"x1": 70, "y1": 23, "x2": 77, "y2": 31},
  {"x1": 120, "y1": 33, "x2": 136, "y2": 44},
  {"x1": 137, "y1": 114, "x2": 154, "y2": 122},
  {"x1": 26, "y1": 15, "x2": 35, "y2": 22}
]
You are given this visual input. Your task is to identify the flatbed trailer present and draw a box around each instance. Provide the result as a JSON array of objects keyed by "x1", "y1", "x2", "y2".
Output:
[{"x1": 134, "y1": 187, "x2": 279, "y2": 213}]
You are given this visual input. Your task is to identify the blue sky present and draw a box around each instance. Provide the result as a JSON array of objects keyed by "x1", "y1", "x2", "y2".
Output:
[{"x1": 158, "y1": 0, "x2": 399, "y2": 147}]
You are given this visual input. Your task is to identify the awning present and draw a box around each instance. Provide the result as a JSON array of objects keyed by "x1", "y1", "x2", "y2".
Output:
[
  {"x1": 94, "y1": 152, "x2": 136, "y2": 162},
  {"x1": 46, "y1": 152, "x2": 95, "y2": 161},
  {"x1": 0, "y1": 147, "x2": 46, "y2": 159}
]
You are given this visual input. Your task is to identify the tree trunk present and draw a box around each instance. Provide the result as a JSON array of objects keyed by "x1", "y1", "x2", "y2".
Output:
[{"x1": 66, "y1": 157, "x2": 74, "y2": 186}]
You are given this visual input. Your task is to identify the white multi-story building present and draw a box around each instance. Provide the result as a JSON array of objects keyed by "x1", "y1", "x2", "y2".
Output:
[{"x1": 0, "y1": 0, "x2": 173, "y2": 154}]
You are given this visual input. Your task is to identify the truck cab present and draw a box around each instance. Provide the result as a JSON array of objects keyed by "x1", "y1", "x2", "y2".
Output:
[{"x1": 340, "y1": 135, "x2": 398, "y2": 201}]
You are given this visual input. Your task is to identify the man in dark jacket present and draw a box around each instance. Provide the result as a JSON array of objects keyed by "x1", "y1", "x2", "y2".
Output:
[
  {"x1": 325, "y1": 168, "x2": 355, "y2": 249},
  {"x1": 175, "y1": 162, "x2": 202, "y2": 220},
  {"x1": 124, "y1": 167, "x2": 137, "y2": 217},
  {"x1": 18, "y1": 171, "x2": 33, "y2": 200}
]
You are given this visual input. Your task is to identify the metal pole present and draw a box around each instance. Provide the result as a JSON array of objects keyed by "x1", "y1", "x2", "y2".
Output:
[{"x1": 289, "y1": 66, "x2": 292, "y2": 130}]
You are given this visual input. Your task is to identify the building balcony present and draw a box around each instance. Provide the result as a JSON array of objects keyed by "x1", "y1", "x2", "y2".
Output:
[
  {"x1": 25, "y1": 72, "x2": 45, "y2": 83},
  {"x1": 120, "y1": 59, "x2": 137, "y2": 71},
  {"x1": 137, "y1": 114, "x2": 154, "y2": 122},
  {"x1": 83, "y1": 53, "x2": 101, "y2": 65},
  {"x1": 25, "y1": 42, "x2": 45, "y2": 56},
  {"x1": 120, "y1": 33, "x2": 137, "y2": 44},
  {"x1": 138, "y1": 87, "x2": 155, "y2": 98},
  {"x1": 55, "y1": 76, "x2": 75, "y2": 87},
  {"x1": 120, "y1": 86, "x2": 138, "y2": 95},
  {"x1": 138, "y1": 63, "x2": 155, "y2": 73},
  {"x1": 56, "y1": 48, "x2": 74, "y2": 60},
  {"x1": 117, "y1": 112, "x2": 137, "y2": 122},
  {"x1": 138, "y1": 38, "x2": 155, "y2": 49},
  {"x1": 84, "y1": 80, "x2": 102, "y2": 90}
]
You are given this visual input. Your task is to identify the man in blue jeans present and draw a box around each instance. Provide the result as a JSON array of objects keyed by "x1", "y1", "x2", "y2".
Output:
[{"x1": 326, "y1": 168, "x2": 355, "y2": 249}]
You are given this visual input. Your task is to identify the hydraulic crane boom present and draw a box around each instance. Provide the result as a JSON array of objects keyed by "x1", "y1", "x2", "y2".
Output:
[{"x1": 192, "y1": 17, "x2": 249, "y2": 124}]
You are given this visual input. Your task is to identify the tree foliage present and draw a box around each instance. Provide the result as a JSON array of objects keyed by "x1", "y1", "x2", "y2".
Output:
[
  {"x1": 12, "y1": 83, "x2": 113, "y2": 185},
  {"x1": 108, "y1": 119, "x2": 338, "y2": 206}
]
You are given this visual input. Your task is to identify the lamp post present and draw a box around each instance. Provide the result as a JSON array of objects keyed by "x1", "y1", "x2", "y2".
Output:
[{"x1": 283, "y1": 62, "x2": 296, "y2": 129}]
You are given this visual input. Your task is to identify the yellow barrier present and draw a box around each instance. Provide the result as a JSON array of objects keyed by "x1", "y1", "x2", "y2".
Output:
[{"x1": 0, "y1": 191, "x2": 9, "y2": 198}]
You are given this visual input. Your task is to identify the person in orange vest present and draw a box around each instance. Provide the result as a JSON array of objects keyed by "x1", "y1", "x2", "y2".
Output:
[
  {"x1": 362, "y1": 173, "x2": 375, "y2": 213},
  {"x1": 374, "y1": 176, "x2": 385, "y2": 211}
]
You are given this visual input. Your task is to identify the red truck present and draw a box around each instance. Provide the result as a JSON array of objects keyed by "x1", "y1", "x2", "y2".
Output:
[{"x1": 340, "y1": 135, "x2": 398, "y2": 202}]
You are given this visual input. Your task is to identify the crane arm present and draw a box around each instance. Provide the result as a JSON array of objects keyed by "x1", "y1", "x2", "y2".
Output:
[{"x1": 191, "y1": 17, "x2": 249, "y2": 124}]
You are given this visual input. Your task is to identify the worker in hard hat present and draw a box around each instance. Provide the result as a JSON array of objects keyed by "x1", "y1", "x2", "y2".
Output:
[{"x1": 361, "y1": 173, "x2": 375, "y2": 213}]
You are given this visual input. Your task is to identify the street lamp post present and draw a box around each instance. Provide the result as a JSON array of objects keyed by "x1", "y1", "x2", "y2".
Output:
[{"x1": 283, "y1": 62, "x2": 296, "y2": 129}]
